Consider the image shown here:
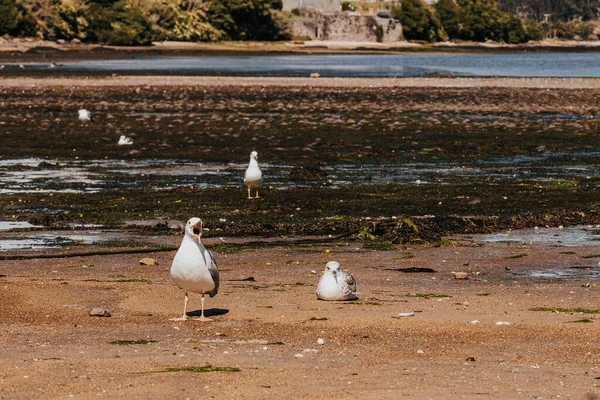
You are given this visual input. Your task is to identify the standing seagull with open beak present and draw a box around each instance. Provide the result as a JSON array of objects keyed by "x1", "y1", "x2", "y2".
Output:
[
  {"x1": 170, "y1": 217, "x2": 219, "y2": 321},
  {"x1": 244, "y1": 151, "x2": 263, "y2": 199}
]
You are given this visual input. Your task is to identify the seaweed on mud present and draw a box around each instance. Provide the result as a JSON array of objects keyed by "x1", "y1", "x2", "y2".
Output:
[
  {"x1": 530, "y1": 307, "x2": 600, "y2": 314},
  {"x1": 159, "y1": 365, "x2": 240, "y2": 373},
  {"x1": 406, "y1": 293, "x2": 451, "y2": 298},
  {"x1": 109, "y1": 339, "x2": 157, "y2": 345},
  {"x1": 227, "y1": 277, "x2": 256, "y2": 282},
  {"x1": 363, "y1": 241, "x2": 394, "y2": 250},
  {"x1": 210, "y1": 243, "x2": 267, "y2": 254},
  {"x1": 395, "y1": 267, "x2": 437, "y2": 273},
  {"x1": 3, "y1": 85, "x2": 600, "y2": 241},
  {"x1": 288, "y1": 166, "x2": 328, "y2": 181}
]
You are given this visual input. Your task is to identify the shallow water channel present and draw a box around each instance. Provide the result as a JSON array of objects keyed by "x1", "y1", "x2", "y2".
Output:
[{"x1": 1, "y1": 154, "x2": 599, "y2": 194}]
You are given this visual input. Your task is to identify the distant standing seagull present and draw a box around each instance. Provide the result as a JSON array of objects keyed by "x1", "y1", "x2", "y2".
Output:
[
  {"x1": 78, "y1": 109, "x2": 92, "y2": 123},
  {"x1": 170, "y1": 217, "x2": 220, "y2": 321},
  {"x1": 244, "y1": 151, "x2": 263, "y2": 199},
  {"x1": 316, "y1": 261, "x2": 358, "y2": 301},
  {"x1": 118, "y1": 135, "x2": 133, "y2": 145}
]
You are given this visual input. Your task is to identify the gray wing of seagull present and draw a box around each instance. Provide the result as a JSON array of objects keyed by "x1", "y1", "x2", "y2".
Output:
[
  {"x1": 205, "y1": 249, "x2": 219, "y2": 297},
  {"x1": 340, "y1": 271, "x2": 358, "y2": 299}
]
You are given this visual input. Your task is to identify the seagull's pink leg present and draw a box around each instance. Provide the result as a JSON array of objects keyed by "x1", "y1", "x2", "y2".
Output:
[{"x1": 170, "y1": 291, "x2": 188, "y2": 321}]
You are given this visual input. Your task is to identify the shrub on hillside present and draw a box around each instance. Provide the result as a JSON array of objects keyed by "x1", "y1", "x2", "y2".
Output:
[
  {"x1": 0, "y1": 0, "x2": 39, "y2": 37},
  {"x1": 84, "y1": 0, "x2": 152, "y2": 45},
  {"x1": 208, "y1": 0, "x2": 291, "y2": 41},
  {"x1": 131, "y1": 0, "x2": 225, "y2": 41},
  {"x1": 392, "y1": 0, "x2": 443, "y2": 41}
]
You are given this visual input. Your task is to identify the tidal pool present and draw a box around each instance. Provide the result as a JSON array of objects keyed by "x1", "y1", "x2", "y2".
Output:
[
  {"x1": 0, "y1": 233, "x2": 108, "y2": 251},
  {"x1": 0, "y1": 221, "x2": 42, "y2": 231},
  {"x1": 483, "y1": 226, "x2": 600, "y2": 247}
]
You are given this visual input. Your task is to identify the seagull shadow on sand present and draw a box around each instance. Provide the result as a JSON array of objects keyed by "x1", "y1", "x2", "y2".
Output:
[{"x1": 187, "y1": 308, "x2": 229, "y2": 318}]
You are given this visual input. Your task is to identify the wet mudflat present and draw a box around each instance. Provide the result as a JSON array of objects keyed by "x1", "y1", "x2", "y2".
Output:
[
  {"x1": 2, "y1": 76, "x2": 600, "y2": 398},
  {"x1": 1, "y1": 77, "x2": 600, "y2": 241}
]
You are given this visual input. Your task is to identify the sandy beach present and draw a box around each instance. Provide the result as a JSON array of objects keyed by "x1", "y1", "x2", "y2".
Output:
[
  {"x1": 1, "y1": 72, "x2": 600, "y2": 399},
  {"x1": 2, "y1": 233, "x2": 600, "y2": 399}
]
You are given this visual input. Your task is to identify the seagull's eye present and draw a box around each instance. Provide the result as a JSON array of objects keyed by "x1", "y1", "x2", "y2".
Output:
[{"x1": 193, "y1": 227, "x2": 201, "y2": 235}]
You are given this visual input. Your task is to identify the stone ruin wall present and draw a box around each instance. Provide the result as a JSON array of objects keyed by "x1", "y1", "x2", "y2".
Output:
[{"x1": 290, "y1": 15, "x2": 403, "y2": 43}]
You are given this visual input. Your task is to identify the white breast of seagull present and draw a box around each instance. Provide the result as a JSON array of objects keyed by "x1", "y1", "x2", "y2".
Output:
[
  {"x1": 78, "y1": 109, "x2": 90, "y2": 121},
  {"x1": 316, "y1": 270, "x2": 358, "y2": 301},
  {"x1": 170, "y1": 235, "x2": 216, "y2": 294},
  {"x1": 244, "y1": 158, "x2": 263, "y2": 188}
]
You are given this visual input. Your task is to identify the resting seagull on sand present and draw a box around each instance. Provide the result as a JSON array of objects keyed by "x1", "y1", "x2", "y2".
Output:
[
  {"x1": 170, "y1": 217, "x2": 220, "y2": 321},
  {"x1": 78, "y1": 109, "x2": 92, "y2": 123},
  {"x1": 316, "y1": 261, "x2": 358, "y2": 301},
  {"x1": 118, "y1": 135, "x2": 133, "y2": 145},
  {"x1": 244, "y1": 151, "x2": 263, "y2": 199}
]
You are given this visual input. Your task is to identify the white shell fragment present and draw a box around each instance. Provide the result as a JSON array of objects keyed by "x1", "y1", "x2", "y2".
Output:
[{"x1": 397, "y1": 312, "x2": 415, "y2": 317}]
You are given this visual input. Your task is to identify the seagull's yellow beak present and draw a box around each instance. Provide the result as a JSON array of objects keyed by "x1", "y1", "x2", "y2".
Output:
[{"x1": 192, "y1": 221, "x2": 202, "y2": 240}]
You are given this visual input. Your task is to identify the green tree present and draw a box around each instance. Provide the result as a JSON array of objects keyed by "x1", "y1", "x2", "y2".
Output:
[
  {"x1": 85, "y1": 0, "x2": 152, "y2": 45},
  {"x1": 208, "y1": 0, "x2": 290, "y2": 41},
  {"x1": 0, "y1": 0, "x2": 20, "y2": 35},
  {"x1": 435, "y1": 0, "x2": 461, "y2": 39},
  {"x1": 392, "y1": 0, "x2": 442, "y2": 41},
  {"x1": 523, "y1": 18, "x2": 543, "y2": 41},
  {"x1": 0, "y1": 0, "x2": 38, "y2": 37},
  {"x1": 499, "y1": 12, "x2": 526, "y2": 43},
  {"x1": 457, "y1": 0, "x2": 503, "y2": 41},
  {"x1": 554, "y1": 18, "x2": 594, "y2": 40}
]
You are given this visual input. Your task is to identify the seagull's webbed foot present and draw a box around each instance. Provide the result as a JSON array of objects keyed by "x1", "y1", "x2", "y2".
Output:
[{"x1": 169, "y1": 316, "x2": 188, "y2": 322}]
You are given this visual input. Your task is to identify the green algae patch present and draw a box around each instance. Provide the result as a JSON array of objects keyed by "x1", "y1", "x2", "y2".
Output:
[
  {"x1": 436, "y1": 238, "x2": 461, "y2": 247},
  {"x1": 406, "y1": 293, "x2": 452, "y2": 298},
  {"x1": 114, "y1": 278, "x2": 152, "y2": 283},
  {"x1": 161, "y1": 365, "x2": 241, "y2": 373},
  {"x1": 567, "y1": 319, "x2": 593, "y2": 323},
  {"x1": 210, "y1": 243, "x2": 267, "y2": 254},
  {"x1": 363, "y1": 241, "x2": 394, "y2": 251},
  {"x1": 530, "y1": 307, "x2": 600, "y2": 314}
]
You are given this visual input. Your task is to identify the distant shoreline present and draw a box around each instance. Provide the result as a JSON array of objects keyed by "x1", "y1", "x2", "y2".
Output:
[
  {"x1": 2, "y1": 76, "x2": 600, "y2": 89},
  {"x1": 1, "y1": 38, "x2": 600, "y2": 62}
]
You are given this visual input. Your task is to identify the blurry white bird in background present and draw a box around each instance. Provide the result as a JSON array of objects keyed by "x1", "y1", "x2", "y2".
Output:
[
  {"x1": 118, "y1": 135, "x2": 133, "y2": 146},
  {"x1": 78, "y1": 109, "x2": 93, "y2": 123}
]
